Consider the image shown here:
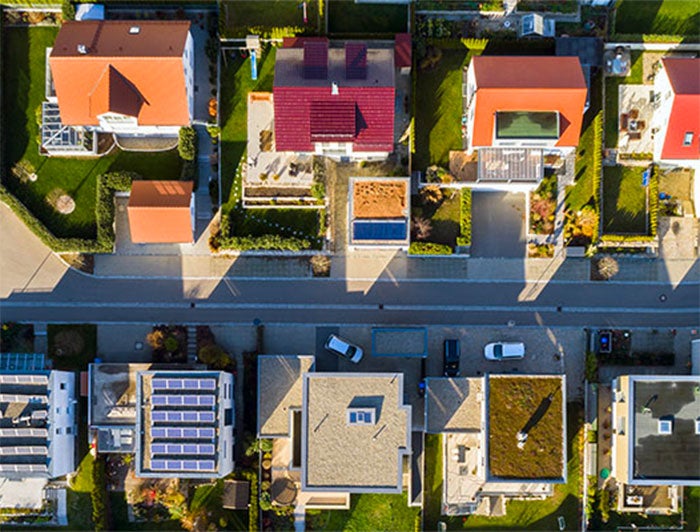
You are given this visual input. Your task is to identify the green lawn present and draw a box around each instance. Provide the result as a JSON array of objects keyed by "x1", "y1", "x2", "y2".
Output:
[
  {"x1": 415, "y1": 48, "x2": 474, "y2": 171},
  {"x1": 602, "y1": 166, "x2": 648, "y2": 235},
  {"x1": 47, "y1": 323, "x2": 96, "y2": 371},
  {"x1": 411, "y1": 188, "x2": 461, "y2": 247},
  {"x1": 603, "y1": 51, "x2": 643, "y2": 149},
  {"x1": 2, "y1": 27, "x2": 184, "y2": 240},
  {"x1": 328, "y1": 0, "x2": 408, "y2": 34},
  {"x1": 223, "y1": 203, "x2": 323, "y2": 247},
  {"x1": 220, "y1": 0, "x2": 320, "y2": 38},
  {"x1": 306, "y1": 493, "x2": 420, "y2": 531},
  {"x1": 567, "y1": 71, "x2": 602, "y2": 213},
  {"x1": 426, "y1": 403, "x2": 583, "y2": 530},
  {"x1": 220, "y1": 46, "x2": 276, "y2": 205},
  {"x1": 614, "y1": 0, "x2": 700, "y2": 37}
]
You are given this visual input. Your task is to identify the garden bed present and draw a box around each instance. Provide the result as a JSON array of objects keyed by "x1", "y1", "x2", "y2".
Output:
[
  {"x1": 0, "y1": 322, "x2": 34, "y2": 353},
  {"x1": 353, "y1": 180, "x2": 408, "y2": 219},
  {"x1": 411, "y1": 187, "x2": 460, "y2": 250},
  {"x1": 147, "y1": 325, "x2": 187, "y2": 364},
  {"x1": 529, "y1": 173, "x2": 557, "y2": 235}
]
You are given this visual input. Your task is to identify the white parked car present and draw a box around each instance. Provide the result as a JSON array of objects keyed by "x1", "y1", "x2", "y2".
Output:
[
  {"x1": 325, "y1": 334, "x2": 364, "y2": 364},
  {"x1": 484, "y1": 342, "x2": 525, "y2": 361}
]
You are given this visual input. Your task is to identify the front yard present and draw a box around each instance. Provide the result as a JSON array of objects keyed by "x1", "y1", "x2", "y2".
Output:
[
  {"x1": 602, "y1": 166, "x2": 648, "y2": 235},
  {"x1": 411, "y1": 187, "x2": 461, "y2": 248},
  {"x1": 614, "y1": 0, "x2": 700, "y2": 37},
  {"x1": 2, "y1": 27, "x2": 184, "y2": 241},
  {"x1": 306, "y1": 492, "x2": 420, "y2": 531}
]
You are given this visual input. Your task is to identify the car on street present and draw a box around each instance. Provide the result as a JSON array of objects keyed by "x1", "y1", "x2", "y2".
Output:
[
  {"x1": 443, "y1": 339, "x2": 460, "y2": 377},
  {"x1": 324, "y1": 334, "x2": 364, "y2": 363},
  {"x1": 484, "y1": 341, "x2": 525, "y2": 361}
]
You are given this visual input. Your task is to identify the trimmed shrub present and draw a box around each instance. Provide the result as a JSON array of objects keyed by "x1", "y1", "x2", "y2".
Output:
[
  {"x1": 242, "y1": 470, "x2": 259, "y2": 532},
  {"x1": 62, "y1": 0, "x2": 75, "y2": 21},
  {"x1": 91, "y1": 456, "x2": 110, "y2": 531},
  {"x1": 409, "y1": 242, "x2": 453, "y2": 255},
  {"x1": 599, "y1": 234, "x2": 656, "y2": 243},
  {"x1": 178, "y1": 126, "x2": 197, "y2": 161},
  {"x1": 591, "y1": 112, "x2": 603, "y2": 211},
  {"x1": 457, "y1": 188, "x2": 472, "y2": 246},
  {"x1": 310, "y1": 181, "x2": 325, "y2": 201},
  {"x1": 648, "y1": 165, "x2": 659, "y2": 237}
]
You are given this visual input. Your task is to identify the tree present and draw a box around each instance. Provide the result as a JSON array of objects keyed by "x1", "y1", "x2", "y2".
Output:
[
  {"x1": 198, "y1": 344, "x2": 232, "y2": 369},
  {"x1": 596, "y1": 255, "x2": 619, "y2": 280},
  {"x1": 420, "y1": 184, "x2": 443, "y2": 206},
  {"x1": 411, "y1": 216, "x2": 432, "y2": 241},
  {"x1": 146, "y1": 330, "x2": 165, "y2": 349},
  {"x1": 62, "y1": 0, "x2": 75, "y2": 21}
]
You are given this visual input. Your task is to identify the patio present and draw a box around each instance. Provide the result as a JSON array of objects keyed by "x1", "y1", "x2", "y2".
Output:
[
  {"x1": 245, "y1": 93, "x2": 314, "y2": 192},
  {"x1": 617, "y1": 84, "x2": 654, "y2": 155}
]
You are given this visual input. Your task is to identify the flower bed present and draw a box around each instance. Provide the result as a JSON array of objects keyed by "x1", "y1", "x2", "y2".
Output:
[{"x1": 530, "y1": 174, "x2": 557, "y2": 235}]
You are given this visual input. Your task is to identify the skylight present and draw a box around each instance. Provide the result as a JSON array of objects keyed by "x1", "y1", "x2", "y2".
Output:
[
  {"x1": 496, "y1": 111, "x2": 559, "y2": 140},
  {"x1": 347, "y1": 407, "x2": 376, "y2": 426},
  {"x1": 684, "y1": 132, "x2": 694, "y2": 146}
]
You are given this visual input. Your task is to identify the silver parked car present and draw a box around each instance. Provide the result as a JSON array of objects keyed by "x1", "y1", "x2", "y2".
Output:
[
  {"x1": 325, "y1": 334, "x2": 364, "y2": 364},
  {"x1": 484, "y1": 342, "x2": 525, "y2": 361}
]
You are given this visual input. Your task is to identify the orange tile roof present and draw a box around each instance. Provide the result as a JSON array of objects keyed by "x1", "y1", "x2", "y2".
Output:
[
  {"x1": 470, "y1": 56, "x2": 587, "y2": 148},
  {"x1": 49, "y1": 21, "x2": 190, "y2": 126},
  {"x1": 661, "y1": 58, "x2": 700, "y2": 160},
  {"x1": 127, "y1": 181, "x2": 193, "y2": 243}
]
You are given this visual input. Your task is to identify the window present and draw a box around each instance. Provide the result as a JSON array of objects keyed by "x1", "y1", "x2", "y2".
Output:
[
  {"x1": 347, "y1": 407, "x2": 376, "y2": 426},
  {"x1": 56, "y1": 428, "x2": 62, "y2": 435},
  {"x1": 658, "y1": 417, "x2": 673, "y2": 435},
  {"x1": 696, "y1": 418, "x2": 700, "y2": 435},
  {"x1": 684, "y1": 132, "x2": 694, "y2": 146},
  {"x1": 66, "y1": 427, "x2": 72, "y2": 435},
  {"x1": 56, "y1": 407, "x2": 60, "y2": 414},
  {"x1": 60, "y1": 382, "x2": 66, "y2": 390}
]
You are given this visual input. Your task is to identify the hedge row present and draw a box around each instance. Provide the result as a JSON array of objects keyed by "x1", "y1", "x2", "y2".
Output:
[
  {"x1": 599, "y1": 234, "x2": 656, "y2": 243},
  {"x1": 612, "y1": 33, "x2": 699, "y2": 44},
  {"x1": 648, "y1": 164, "x2": 659, "y2": 237},
  {"x1": 409, "y1": 241, "x2": 453, "y2": 255},
  {"x1": 91, "y1": 456, "x2": 111, "y2": 531},
  {"x1": 0, "y1": 172, "x2": 136, "y2": 253},
  {"x1": 241, "y1": 469, "x2": 259, "y2": 532},
  {"x1": 211, "y1": 214, "x2": 313, "y2": 251},
  {"x1": 591, "y1": 111, "x2": 603, "y2": 212},
  {"x1": 456, "y1": 187, "x2": 472, "y2": 247},
  {"x1": 178, "y1": 126, "x2": 197, "y2": 162}
]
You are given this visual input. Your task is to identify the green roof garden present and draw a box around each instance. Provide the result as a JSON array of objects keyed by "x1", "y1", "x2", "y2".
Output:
[{"x1": 496, "y1": 111, "x2": 560, "y2": 140}]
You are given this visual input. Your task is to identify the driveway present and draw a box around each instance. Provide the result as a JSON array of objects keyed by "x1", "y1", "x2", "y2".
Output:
[{"x1": 471, "y1": 191, "x2": 527, "y2": 258}]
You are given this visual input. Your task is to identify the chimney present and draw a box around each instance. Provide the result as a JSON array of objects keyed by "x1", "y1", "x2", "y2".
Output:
[
  {"x1": 345, "y1": 42, "x2": 367, "y2": 80},
  {"x1": 303, "y1": 40, "x2": 328, "y2": 80},
  {"x1": 77, "y1": 44, "x2": 88, "y2": 54}
]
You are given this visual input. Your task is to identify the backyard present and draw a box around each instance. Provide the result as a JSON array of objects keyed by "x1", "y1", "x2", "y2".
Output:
[
  {"x1": 2, "y1": 27, "x2": 184, "y2": 240},
  {"x1": 411, "y1": 187, "x2": 461, "y2": 248},
  {"x1": 604, "y1": 51, "x2": 643, "y2": 149},
  {"x1": 614, "y1": 0, "x2": 700, "y2": 37},
  {"x1": 219, "y1": 0, "x2": 320, "y2": 38},
  {"x1": 328, "y1": 0, "x2": 408, "y2": 35},
  {"x1": 602, "y1": 166, "x2": 648, "y2": 235},
  {"x1": 306, "y1": 492, "x2": 420, "y2": 531},
  {"x1": 414, "y1": 47, "x2": 474, "y2": 172},
  {"x1": 424, "y1": 404, "x2": 584, "y2": 531}
]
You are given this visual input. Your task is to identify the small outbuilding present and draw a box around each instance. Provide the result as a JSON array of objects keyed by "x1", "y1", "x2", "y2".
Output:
[
  {"x1": 222, "y1": 480, "x2": 251, "y2": 510},
  {"x1": 127, "y1": 180, "x2": 195, "y2": 244}
]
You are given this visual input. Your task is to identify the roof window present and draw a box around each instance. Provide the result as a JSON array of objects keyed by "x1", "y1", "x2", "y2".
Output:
[
  {"x1": 347, "y1": 407, "x2": 376, "y2": 426},
  {"x1": 658, "y1": 417, "x2": 673, "y2": 435},
  {"x1": 684, "y1": 132, "x2": 694, "y2": 146},
  {"x1": 129, "y1": 26, "x2": 140, "y2": 35},
  {"x1": 695, "y1": 418, "x2": 700, "y2": 435}
]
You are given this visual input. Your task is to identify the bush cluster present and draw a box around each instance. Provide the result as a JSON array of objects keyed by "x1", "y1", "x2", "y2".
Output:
[
  {"x1": 91, "y1": 456, "x2": 111, "y2": 531},
  {"x1": 409, "y1": 242, "x2": 453, "y2": 255},
  {"x1": 456, "y1": 188, "x2": 472, "y2": 247}
]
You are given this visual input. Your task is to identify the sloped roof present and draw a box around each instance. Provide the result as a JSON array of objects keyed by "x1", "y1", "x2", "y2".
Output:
[
  {"x1": 661, "y1": 58, "x2": 700, "y2": 160},
  {"x1": 49, "y1": 21, "x2": 190, "y2": 126},
  {"x1": 470, "y1": 56, "x2": 587, "y2": 148},
  {"x1": 273, "y1": 45, "x2": 395, "y2": 152},
  {"x1": 310, "y1": 100, "x2": 356, "y2": 141},
  {"x1": 127, "y1": 181, "x2": 193, "y2": 243}
]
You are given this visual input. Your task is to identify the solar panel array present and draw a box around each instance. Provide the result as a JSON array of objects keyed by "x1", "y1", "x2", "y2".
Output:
[
  {"x1": 353, "y1": 220, "x2": 408, "y2": 241},
  {"x1": 145, "y1": 374, "x2": 220, "y2": 474}
]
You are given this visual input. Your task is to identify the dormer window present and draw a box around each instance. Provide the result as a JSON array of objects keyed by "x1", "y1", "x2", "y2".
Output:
[
  {"x1": 658, "y1": 417, "x2": 673, "y2": 435},
  {"x1": 684, "y1": 132, "x2": 694, "y2": 146},
  {"x1": 695, "y1": 418, "x2": 700, "y2": 435},
  {"x1": 347, "y1": 407, "x2": 376, "y2": 426}
]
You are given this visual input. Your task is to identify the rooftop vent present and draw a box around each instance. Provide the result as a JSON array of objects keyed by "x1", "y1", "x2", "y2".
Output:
[
  {"x1": 129, "y1": 26, "x2": 140, "y2": 35},
  {"x1": 347, "y1": 407, "x2": 376, "y2": 426},
  {"x1": 77, "y1": 44, "x2": 88, "y2": 54},
  {"x1": 658, "y1": 417, "x2": 673, "y2": 435},
  {"x1": 696, "y1": 418, "x2": 700, "y2": 435}
]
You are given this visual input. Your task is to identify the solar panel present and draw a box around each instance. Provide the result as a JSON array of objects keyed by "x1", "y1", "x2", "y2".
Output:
[
  {"x1": 152, "y1": 396, "x2": 167, "y2": 406},
  {"x1": 200, "y1": 396, "x2": 215, "y2": 406},
  {"x1": 303, "y1": 41, "x2": 328, "y2": 80},
  {"x1": 183, "y1": 412, "x2": 198, "y2": 422},
  {"x1": 183, "y1": 460, "x2": 198, "y2": 470},
  {"x1": 200, "y1": 412, "x2": 215, "y2": 423},
  {"x1": 151, "y1": 460, "x2": 166, "y2": 470},
  {"x1": 183, "y1": 428, "x2": 198, "y2": 439},
  {"x1": 198, "y1": 460, "x2": 215, "y2": 470},
  {"x1": 154, "y1": 427, "x2": 215, "y2": 440},
  {"x1": 151, "y1": 444, "x2": 167, "y2": 454},
  {"x1": 151, "y1": 411, "x2": 167, "y2": 422},
  {"x1": 353, "y1": 221, "x2": 407, "y2": 241},
  {"x1": 184, "y1": 379, "x2": 198, "y2": 390},
  {"x1": 152, "y1": 378, "x2": 168, "y2": 390},
  {"x1": 200, "y1": 379, "x2": 216, "y2": 390},
  {"x1": 345, "y1": 43, "x2": 367, "y2": 80},
  {"x1": 151, "y1": 428, "x2": 167, "y2": 438}
]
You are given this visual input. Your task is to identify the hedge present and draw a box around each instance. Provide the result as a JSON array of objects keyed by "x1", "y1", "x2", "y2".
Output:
[
  {"x1": 0, "y1": 172, "x2": 136, "y2": 253},
  {"x1": 648, "y1": 164, "x2": 659, "y2": 237},
  {"x1": 242, "y1": 469, "x2": 259, "y2": 532},
  {"x1": 599, "y1": 234, "x2": 657, "y2": 243},
  {"x1": 456, "y1": 187, "x2": 472, "y2": 247},
  {"x1": 612, "y1": 33, "x2": 699, "y2": 44},
  {"x1": 591, "y1": 111, "x2": 603, "y2": 212},
  {"x1": 211, "y1": 214, "x2": 313, "y2": 251},
  {"x1": 91, "y1": 455, "x2": 111, "y2": 531},
  {"x1": 409, "y1": 242, "x2": 453, "y2": 255}
]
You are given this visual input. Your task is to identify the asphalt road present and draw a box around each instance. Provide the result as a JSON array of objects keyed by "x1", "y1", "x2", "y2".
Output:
[{"x1": 2, "y1": 272, "x2": 698, "y2": 327}]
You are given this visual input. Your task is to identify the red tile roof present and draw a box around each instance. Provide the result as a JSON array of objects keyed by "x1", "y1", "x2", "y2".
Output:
[
  {"x1": 661, "y1": 58, "x2": 700, "y2": 160},
  {"x1": 395, "y1": 33, "x2": 411, "y2": 68},
  {"x1": 274, "y1": 86, "x2": 394, "y2": 152},
  {"x1": 470, "y1": 56, "x2": 587, "y2": 148},
  {"x1": 127, "y1": 181, "x2": 193, "y2": 243},
  {"x1": 310, "y1": 101, "x2": 356, "y2": 141},
  {"x1": 49, "y1": 21, "x2": 190, "y2": 126}
]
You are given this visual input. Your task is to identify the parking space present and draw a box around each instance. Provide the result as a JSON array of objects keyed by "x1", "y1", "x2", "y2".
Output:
[{"x1": 470, "y1": 191, "x2": 527, "y2": 258}]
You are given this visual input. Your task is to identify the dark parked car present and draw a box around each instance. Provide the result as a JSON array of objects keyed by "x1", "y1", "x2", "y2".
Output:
[{"x1": 443, "y1": 339, "x2": 460, "y2": 377}]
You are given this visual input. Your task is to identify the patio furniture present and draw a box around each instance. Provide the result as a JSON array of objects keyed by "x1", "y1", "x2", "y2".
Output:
[
  {"x1": 628, "y1": 109, "x2": 639, "y2": 120},
  {"x1": 620, "y1": 113, "x2": 629, "y2": 131}
]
